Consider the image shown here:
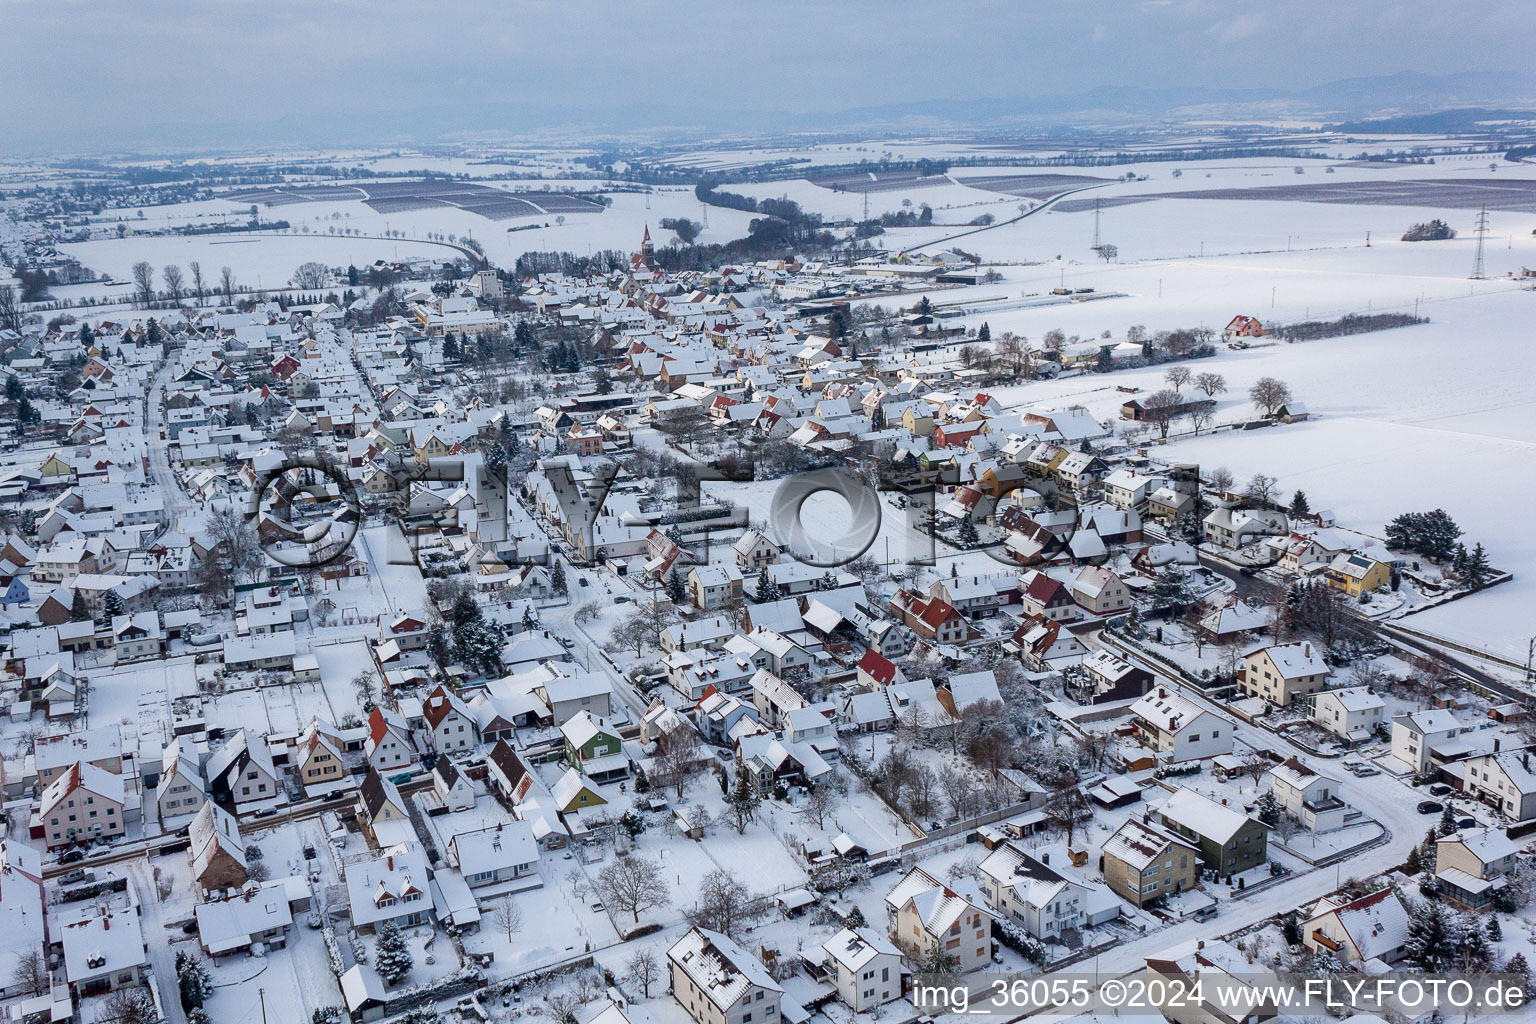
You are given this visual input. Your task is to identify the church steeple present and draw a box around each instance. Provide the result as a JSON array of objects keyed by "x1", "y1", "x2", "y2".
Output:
[{"x1": 641, "y1": 224, "x2": 655, "y2": 264}]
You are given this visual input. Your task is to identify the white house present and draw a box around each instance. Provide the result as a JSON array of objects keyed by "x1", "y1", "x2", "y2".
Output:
[
  {"x1": 819, "y1": 928, "x2": 902, "y2": 1012},
  {"x1": 1267, "y1": 756, "x2": 1346, "y2": 832},
  {"x1": 1390, "y1": 709, "x2": 1463, "y2": 774},
  {"x1": 976, "y1": 842, "x2": 1087, "y2": 941},
  {"x1": 423, "y1": 685, "x2": 479, "y2": 755},
  {"x1": 668, "y1": 927, "x2": 782, "y2": 1024},
  {"x1": 1309, "y1": 687, "x2": 1386, "y2": 743},
  {"x1": 1130, "y1": 687, "x2": 1233, "y2": 763},
  {"x1": 1460, "y1": 751, "x2": 1536, "y2": 821}
]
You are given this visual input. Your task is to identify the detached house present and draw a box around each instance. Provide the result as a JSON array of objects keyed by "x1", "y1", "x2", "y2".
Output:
[
  {"x1": 1301, "y1": 889, "x2": 1409, "y2": 966},
  {"x1": 1309, "y1": 687, "x2": 1385, "y2": 743},
  {"x1": 423, "y1": 685, "x2": 479, "y2": 755},
  {"x1": 38, "y1": 762, "x2": 126, "y2": 849},
  {"x1": 817, "y1": 928, "x2": 902, "y2": 1012},
  {"x1": 1130, "y1": 687, "x2": 1232, "y2": 763},
  {"x1": 1156, "y1": 787, "x2": 1267, "y2": 877},
  {"x1": 365, "y1": 706, "x2": 415, "y2": 772},
  {"x1": 884, "y1": 866, "x2": 992, "y2": 973},
  {"x1": 976, "y1": 842, "x2": 1088, "y2": 941},
  {"x1": 1460, "y1": 750, "x2": 1536, "y2": 821},
  {"x1": 1435, "y1": 828, "x2": 1521, "y2": 909},
  {"x1": 1267, "y1": 757, "x2": 1346, "y2": 832},
  {"x1": 1101, "y1": 819, "x2": 1200, "y2": 908},
  {"x1": 668, "y1": 927, "x2": 782, "y2": 1024},
  {"x1": 1242, "y1": 642, "x2": 1327, "y2": 707}
]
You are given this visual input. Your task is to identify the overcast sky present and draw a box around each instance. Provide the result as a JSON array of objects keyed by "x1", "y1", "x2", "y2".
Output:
[{"x1": 9, "y1": 0, "x2": 1536, "y2": 152}]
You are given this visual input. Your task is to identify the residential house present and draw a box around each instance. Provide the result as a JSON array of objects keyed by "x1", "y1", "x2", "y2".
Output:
[
  {"x1": 448, "y1": 822, "x2": 540, "y2": 889},
  {"x1": 1242, "y1": 642, "x2": 1328, "y2": 707},
  {"x1": 1302, "y1": 889, "x2": 1409, "y2": 965},
  {"x1": 345, "y1": 843, "x2": 434, "y2": 934},
  {"x1": 976, "y1": 843, "x2": 1088, "y2": 941},
  {"x1": 1080, "y1": 649, "x2": 1154, "y2": 704},
  {"x1": 1156, "y1": 787, "x2": 1267, "y2": 877},
  {"x1": 38, "y1": 762, "x2": 125, "y2": 849},
  {"x1": 817, "y1": 928, "x2": 902, "y2": 1012},
  {"x1": 1435, "y1": 828, "x2": 1522, "y2": 909},
  {"x1": 1460, "y1": 750, "x2": 1536, "y2": 821},
  {"x1": 1309, "y1": 687, "x2": 1385, "y2": 744},
  {"x1": 668, "y1": 927, "x2": 782, "y2": 1024},
  {"x1": 1390, "y1": 709, "x2": 1463, "y2": 774},
  {"x1": 59, "y1": 905, "x2": 148, "y2": 997},
  {"x1": 1325, "y1": 552, "x2": 1391, "y2": 598},
  {"x1": 189, "y1": 802, "x2": 248, "y2": 892},
  {"x1": 883, "y1": 866, "x2": 992, "y2": 973},
  {"x1": 423, "y1": 685, "x2": 480, "y2": 755},
  {"x1": 1130, "y1": 687, "x2": 1232, "y2": 763},
  {"x1": 1267, "y1": 757, "x2": 1346, "y2": 832},
  {"x1": 298, "y1": 720, "x2": 349, "y2": 795},
  {"x1": 1101, "y1": 819, "x2": 1200, "y2": 908},
  {"x1": 365, "y1": 706, "x2": 415, "y2": 772}
]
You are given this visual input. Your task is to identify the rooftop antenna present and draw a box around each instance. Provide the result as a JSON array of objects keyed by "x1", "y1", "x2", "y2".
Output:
[
  {"x1": 1092, "y1": 197, "x2": 1101, "y2": 250},
  {"x1": 1471, "y1": 205, "x2": 1488, "y2": 280}
]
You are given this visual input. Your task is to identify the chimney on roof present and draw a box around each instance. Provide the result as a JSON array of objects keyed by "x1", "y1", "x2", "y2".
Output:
[
  {"x1": 1196, "y1": 940, "x2": 1204, "y2": 951},
  {"x1": 1041, "y1": 852, "x2": 1049, "y2": 864},
  {"x1": 1304, "y1": 643, "x2": 1312, "y2": 657},
  {"x1": 102, "y1": 916, "x2": 110, "y2": 930},
  {"x1": 387, "y1": 855, "x2": 394, "y2": 871}
]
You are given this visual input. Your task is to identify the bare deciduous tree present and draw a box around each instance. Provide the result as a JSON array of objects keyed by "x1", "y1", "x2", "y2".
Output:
[
  {"x1": 803, "y1": 783, "x2": 838, "y2": 829},
  {"x1": 220, "y1": 265, "x2": 237, "y2": 305},
  {"x1": 132, "y1": 261, "x2": 156, "y2": 307},
  {"x1": 1141, "y1": 389, "x2": 1185, "y2": 441},
  {"x1": 594, "y1": 855, "x2": 670, "y2": 924},
  {"x1": 491, "y1": 897, "x2": 523, "y2": 941},
  {"x1": 162, "y1": 265, "x2": 185, "y2": 303},
  {"x1": 1164, "y1": 366, "x2": 1192, "y2": 392},
  {"x1": 624, "y1": 947, "x2": 660, "y2": 998},
  {"x1": 188, "y1": 261, "x2": 205, "y2": 304},
  {"x1": 684, "y1": 869, "x2": 761, "y2": 941},
  {"x1": 1250, "y1": 376, "x2": 1293, "y2": 417},
  {"x1": 1195, "y1": 371, "x2": 1227, "y2": 398},
  {"x1": 11, "y1": 950, "x2": 47, "y2": 996}
]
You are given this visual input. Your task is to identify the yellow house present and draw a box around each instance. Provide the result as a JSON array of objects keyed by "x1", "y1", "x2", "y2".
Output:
[
  {"x1": 900, "y1": 405, "x2": 935, "y2": 435},
  {"x1": 552, "y1": 768, "x2": 606, "y2": 813},
  {"x1": 1325, "y1": 553, "x2": 1390, "y2": 598},
  {"x1": 39, "y1": 454, "x2": 73, "y2": 480},
  {"x1": 411, "y1": 431, "x2": 460, "y2": 464}
]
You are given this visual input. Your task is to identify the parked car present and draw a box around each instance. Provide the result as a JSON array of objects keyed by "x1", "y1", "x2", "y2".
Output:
[
  {"x1": 1417, "y1": 800, "x2": 1444, "y2": 814},
  {"x1": 1429, "y1": 784, "x2": 1452, "y2": 796},
  {"x1": 57, "y1": 849, "x2": 86, "y2": 865},
  {"x1": 306, "y1": 911, "x2": 323, "y2": 929},
  {"x1": 181, "y1": 919, "x2": 200, "y2": 935},
  {"x1": 59, "y1": 868, "x2": 88, "y2": 886},
  {"x1": 302, "y1": 845, "x2": 317, "y2": 860},
  {"x1": 1458, "y1": 817, "x2": 1477, "y2": 829}
]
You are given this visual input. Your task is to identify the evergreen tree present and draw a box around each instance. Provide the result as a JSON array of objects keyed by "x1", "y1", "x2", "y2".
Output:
[
  {"x1": 726, "y1": 768, "x2": 761, "y2": 834},
  {"x1": 521, "y1": 605, "x2": 536, "y2": 630},
  {"x1": 590, "y1": 365, "x2": 614, "y2": 394},
  {"x1": 69, "y1": 589, "x2": 91, "y2": 622},
  {"x1": 977, "y1": 322, "x2": 991, "y2": 343},
  {"x1": 1405, "y1": 901, "x2": 1454, "y2": 971},
  {"x1": 957, "y1": 515, "x2": 979, "y2": 547},
  {"x1": 1149, "y1": 565, "x2": 1195, "y2": 613},
  {"x1": 373, "y1": 922, "x2": 414, "y2": 984},
  {"x1": 145, "y1": 319, "x2": 163, "y2": 346},
  {"x1": 666, "y1": 567, "x2": 687, "y2": 606},
  {"x1": 78, "y1": 322, "x2": 94, "y2": 349},
  {"x1": 442, "y1": 333, "x2": 460, "y2": 361},
  {"x1": 551, "y1": 560, "x2": 567, "y2": 595},
  {"x1": 1404, "y1": 844, "x2": 1424, "y2": 875},
  {"x1": 514, "y1": 319, "x2": 536, "y2": 351},
  {"x1": 1462, "y1": 542, "x2": 1493, "y2": 590},
  {"x1": 102, "y1": 589, "x2": 125, "y2": 620},
  {"x1": 1439, "y1": 804, "x2": 1457, "y2": 837},
  {"x1": 1487, "y1": 916, "x2": 1502, "y2": 942},
  {"x1": 753, "y1": 568, "x2": 779, "y2": 604},
  {"x1": 1254, "y1": 791, "x2": 1281, "y2": 826},
  {"x1": 1287, "y1": 490, "x2": 1311, "y2": 518},
  {"x1": 1506, "y1": 953, "x2": 1530, "y2": 989}
]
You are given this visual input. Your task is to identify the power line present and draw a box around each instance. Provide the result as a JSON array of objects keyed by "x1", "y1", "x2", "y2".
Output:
[
  {"x1": 1092, "y1": 196, "x2": 1101, "y2": 250},
  {"x1": 1470, "y1": 204, "x2": 1489, "y2": 280}
]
